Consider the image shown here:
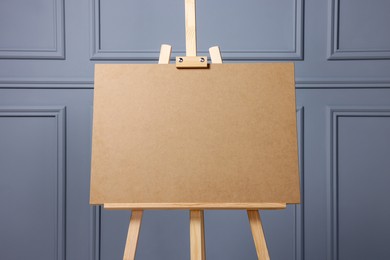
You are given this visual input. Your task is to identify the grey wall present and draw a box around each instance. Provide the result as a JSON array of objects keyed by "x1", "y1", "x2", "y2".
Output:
[{"x1": 0, "y1": 0, "x2": 389, "y2": 259}]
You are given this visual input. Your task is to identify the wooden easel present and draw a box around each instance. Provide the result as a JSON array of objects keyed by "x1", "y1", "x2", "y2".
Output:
[{"x1": 105, "y1": 1, "x2": 287, "y2": 259}]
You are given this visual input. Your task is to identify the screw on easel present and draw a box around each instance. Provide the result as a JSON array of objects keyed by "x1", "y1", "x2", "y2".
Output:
[
  {"x1": 179, "y1": 57, "x2": 184, "y2": 63},
  {"x1": 200, "y1": 57, "x2": 205, "y2": 62}
]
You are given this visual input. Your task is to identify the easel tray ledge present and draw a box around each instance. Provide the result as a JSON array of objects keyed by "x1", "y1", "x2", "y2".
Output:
[{"x1": 103, "y1": 202, "x2": 287, "y2": 210}]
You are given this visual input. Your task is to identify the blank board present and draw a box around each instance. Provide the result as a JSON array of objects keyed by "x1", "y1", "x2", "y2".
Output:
[{"x1": 90, "y1": 63, "x2": 300, "y2": 205}]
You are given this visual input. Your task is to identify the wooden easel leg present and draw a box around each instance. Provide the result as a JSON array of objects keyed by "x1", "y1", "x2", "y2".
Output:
[
  {"x1": 190, "y1": 210, "x2": 206, "y2": 260},
  {"x1": 123, "y1": 210, "x2": 143, "y2": 260},
  {"x1": 247, "y1": 210, "x2": 270, "y2": 260}
]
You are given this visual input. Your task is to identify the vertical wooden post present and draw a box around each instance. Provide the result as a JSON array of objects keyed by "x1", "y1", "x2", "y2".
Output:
[
  {"x1": 190, "y1": 210, "x2": 206, "y2": 260},
  {"x1": 247, "y1": 210, "x2": 270, "y2": 260},
  {"x1": 185, "y1": 0, "x2": 197, "y2": 56},
  {"x1": 123, "y1": 210, "x2": 143, "y2": 260}
]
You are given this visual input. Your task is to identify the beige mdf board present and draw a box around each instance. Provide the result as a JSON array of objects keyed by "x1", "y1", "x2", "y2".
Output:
[{"x1": 90, "y1": 63, "x2": 300, "y2": 206}]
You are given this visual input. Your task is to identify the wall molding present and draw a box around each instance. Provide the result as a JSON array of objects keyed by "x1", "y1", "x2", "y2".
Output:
[
  {"x1": 2, "y1": 78, "x2": 390, "y2": 89},
  {"x1": 90, "y1": 0, "x2": 303, "y2": 61},
  {"x1": 90, "y1": 206, "x2": 101, "y2": 260},
  {"x1": 0, "y1": 0, "x2": 65, "y2": 59},
  {"x1": 296, "y1": 78, "x2": 390, "y2": 89},
  {"x1": 1, "y1": 78, "x2": 390, "y2": 89},
  {"x1": 0, "y1": 78, "x2": 93, "y2": 88},
  {"x1": 326, "y1": 106, "x2": 390, "y2": 260},
  {"x1": 295, "y1": 106, "x2": 305, "y2": 260},
  {"x1": 0, "y1": 106, "x2": 66, "y2": 260},
  {"x1": 327, "y1": 0, "x2": 390, "y2": 60}
]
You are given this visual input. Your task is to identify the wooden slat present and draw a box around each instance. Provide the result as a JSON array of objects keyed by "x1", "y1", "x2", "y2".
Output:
[
  {"x1": 247, "y1": 210, "x2": 270, "y2": 260},
  {"x1": 190, "y1": 210, "x2": 206, "y2": 260},
  {"x1": 209, "y1": 46, "x2": 222, "y2": 64},
  {"x1": 176, "y1": 56, "x2": 208, "y2": 68},
  {"x1": 185, "y1": 0, "x2": 197, "y2": 56},
  {"x1": 158, "y1": 44, "x2": 172, "y2": 64},
  {"x1": 123, "y1": 210, "x2": 143, "y2": 260},
  {"x1": 104, "y1": 203, "x2": 286, "y2": 210}
]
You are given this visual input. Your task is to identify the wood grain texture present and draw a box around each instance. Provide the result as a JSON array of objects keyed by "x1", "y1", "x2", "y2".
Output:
[
  {"x1": 104, "y1": 203, "x2": 286, "y2": 210},
  {"x1": 247, "y1": 210, "x2": 270, "y2": 260},
  {"x1": 190, "y1": 210, "x2": 206, "y2": 260},
  {"x1": 123, "y1": 210, "x2": 143, "y2": 260},
  {"x1": 185, "y1": 0, "x2": 197, "y2": 56}
]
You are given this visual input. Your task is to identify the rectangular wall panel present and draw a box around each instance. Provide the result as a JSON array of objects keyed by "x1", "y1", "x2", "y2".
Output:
[
  {"x1": 0, "y1": 107, "x2": 65, "y2": 260},
  {"x1": 328, "y1": 107, "x2": 390, "y2": 260},
  {"x1": 328, "y1": 0, "x2": 390, "y2": 59},
  {"x1": 91, "y1": 0, "x2": 303, "y2": 60},
  {"x1": 0, "y1": 0, "x2": 64, "y2": 59}
]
